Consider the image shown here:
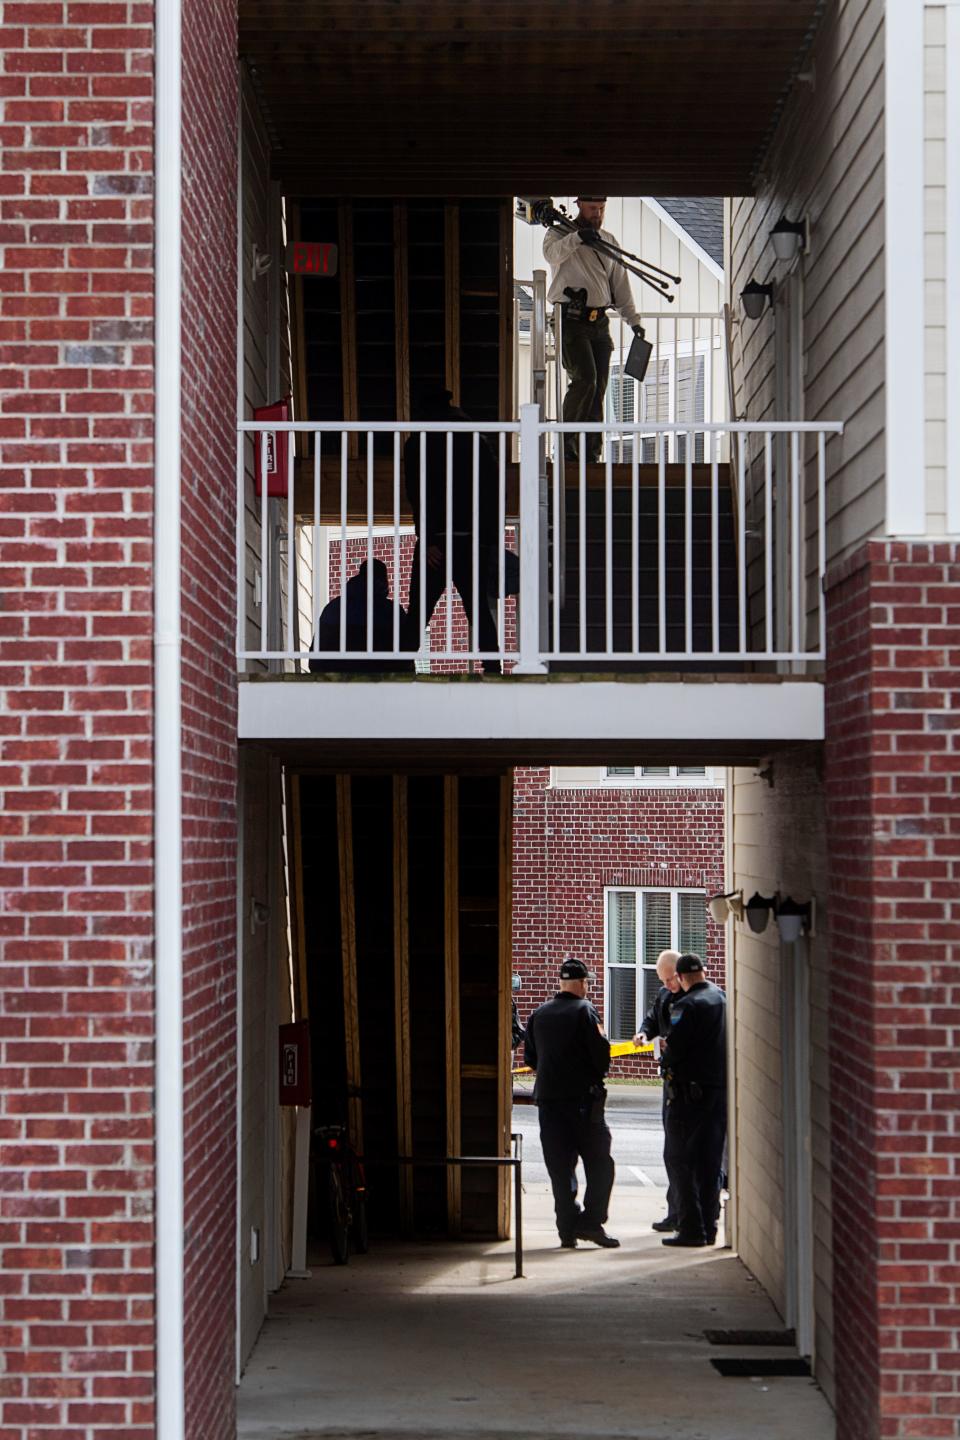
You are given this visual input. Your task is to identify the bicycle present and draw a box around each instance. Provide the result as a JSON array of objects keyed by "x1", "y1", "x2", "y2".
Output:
[{"x1": 313, "y1": 1123, "x2": 368, "y2": 1265}]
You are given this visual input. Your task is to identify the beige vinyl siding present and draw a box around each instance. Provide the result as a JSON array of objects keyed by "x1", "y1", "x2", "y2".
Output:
[
  {"x1": 728, "y1": 0, "x2": 885, "y2": 572},
  {"x1": 924, "y1": 5, "x2": 947, "y2": 531},
  {"x1": 730, "y1": 757, "x2": 833, "y2": 1405}
]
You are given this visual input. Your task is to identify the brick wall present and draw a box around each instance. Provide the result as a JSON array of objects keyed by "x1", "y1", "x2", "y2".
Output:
[
  {"x1": 180, "y1": 1, "x2": 239, "y2": 1437},
  {"x1": 511, "y1": 768, "x2": 726, "y2": 1078},
  {"x1": 0, "y1": 5, "x2": 157, "y2": 1435},
  {"x1": 826, "y1": 540, "x2": 960, "y2": 1440}
]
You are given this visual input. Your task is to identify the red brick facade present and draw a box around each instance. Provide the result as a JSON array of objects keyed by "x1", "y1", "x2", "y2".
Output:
[
  {"x1": 0, "y1": 5, "x2": 158, "y2": 1435},
  {"x1": 180, "y1": 2, "x2": 238, "y2": 1437},
  {"x1": 826, "y1": 540, "x2": 960, "y2": 1440},
  {"x1": 511, "y1": 767, "x2": 726, "y2": 1077}
]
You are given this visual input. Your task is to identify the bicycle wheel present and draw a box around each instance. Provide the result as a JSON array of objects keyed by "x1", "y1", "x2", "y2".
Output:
[{"x1": 327, "y1": 1164, "x2": 350, "y2": 1266}]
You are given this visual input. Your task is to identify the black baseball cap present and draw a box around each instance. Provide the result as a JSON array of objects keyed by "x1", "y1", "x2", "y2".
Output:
[
  {"x1": 676, "y1": 953, "x2": 705, "y2": 976},
  {"x1": 560, "y1": 956, "x2": 591, "y2": 980},
  {"x1": 576, "y1": 195, "x2": 607, "y2": 202}
]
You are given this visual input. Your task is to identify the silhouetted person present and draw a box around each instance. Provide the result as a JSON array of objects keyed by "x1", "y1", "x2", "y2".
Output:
[
  {"x1": 309, "y1": 558, "x2": 414, "y2": 673},
  {"x1": 403, "y1": 389, "x2": 501, "y2": 674}
]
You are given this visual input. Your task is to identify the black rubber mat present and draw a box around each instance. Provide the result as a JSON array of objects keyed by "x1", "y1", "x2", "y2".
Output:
[
  {"x1": 710, "y1": 1357, "x2": 811, "y2": 1377},
  {"x1": 704, "y1": 1328, "x2": 796, "y2": 1346}
]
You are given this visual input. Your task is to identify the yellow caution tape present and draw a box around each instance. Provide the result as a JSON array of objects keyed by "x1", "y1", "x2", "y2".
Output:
[{"x1": 512, "y1": 1039, "x2": 654, "y2": 1076}]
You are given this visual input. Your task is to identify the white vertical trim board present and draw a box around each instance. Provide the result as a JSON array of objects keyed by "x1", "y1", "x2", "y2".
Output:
[
  {"x1": 154, "y1": 0, "x2": 185, "y2": 1434},
  {"x1": 885, "y1": 0, "x2": 926, "y2": 534},
  {"x1": 946, "y1": 2, "x2": 960, "y2": 532}
]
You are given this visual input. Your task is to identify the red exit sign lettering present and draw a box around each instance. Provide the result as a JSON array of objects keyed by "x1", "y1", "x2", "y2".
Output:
[{"x1": 285, "y1": 241, "x2": 338, "y2": 276}]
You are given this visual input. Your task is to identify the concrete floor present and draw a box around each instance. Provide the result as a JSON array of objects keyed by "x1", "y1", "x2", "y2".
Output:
[{"x1": 237, "y1": 1100, "x2": 835, "y2": 1440}]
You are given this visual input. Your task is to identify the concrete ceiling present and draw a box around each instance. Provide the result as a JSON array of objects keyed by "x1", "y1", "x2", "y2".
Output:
[{"x1": 238, "y1": 0, "x2": 824, "y2": 197}]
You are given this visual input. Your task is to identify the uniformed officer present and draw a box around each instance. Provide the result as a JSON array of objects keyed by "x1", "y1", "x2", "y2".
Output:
[
  {"x1": 542, "y1": 196, "x2": 644, "y2": 461},
  {"x1": 633, "y1": 948, "x2": 682, "y2": 1233},
  {"x1": 660, "y1": 953, "x2": 727, "y2": 1248},
  {"x1": 523, "y1": 956, "x2": 619, "y2": 1249}
]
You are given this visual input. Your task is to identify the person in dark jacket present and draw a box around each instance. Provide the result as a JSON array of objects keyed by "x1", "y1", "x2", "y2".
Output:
[
  {"x1": 309, "y1": 559, "x2": 414, "y2": 674},
  {"x1": 633, "y1": 948, "x2": 682, "y2": 1233},
  {"x1": 402, "y1": 389, "x2": 501, "y2": 673},
  {"x1": 523, "y1": 956, "x2": 618, "y2": 1249},
  {"x1": 660, "y1": 953, "x2": 727, "y2": 1248}
]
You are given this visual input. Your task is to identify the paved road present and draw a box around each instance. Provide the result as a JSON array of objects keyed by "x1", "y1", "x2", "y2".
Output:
[{"x1": 512, "y1": 1083, "x2": 668, "y2": 1190}]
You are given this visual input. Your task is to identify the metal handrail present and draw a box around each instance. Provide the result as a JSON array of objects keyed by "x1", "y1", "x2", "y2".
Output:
[{"x1": 389, "y1": 1132, "x2": 524, "y2": 1278}]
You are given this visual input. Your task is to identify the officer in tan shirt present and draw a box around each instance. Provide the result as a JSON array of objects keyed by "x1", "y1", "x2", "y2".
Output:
[{"x1": 543, "y1": 196, "x2": 644, "y2": 461}]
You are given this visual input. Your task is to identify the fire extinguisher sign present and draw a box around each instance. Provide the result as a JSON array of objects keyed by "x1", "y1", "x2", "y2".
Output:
[{"x1": 254, "y1": 397, "x2": 291, "y2": 498}]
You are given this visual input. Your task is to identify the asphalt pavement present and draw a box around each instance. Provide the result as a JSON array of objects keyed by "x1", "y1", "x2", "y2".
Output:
[{"x1": 512, "y1": 1081, "x2": 668, "y2": 1190}]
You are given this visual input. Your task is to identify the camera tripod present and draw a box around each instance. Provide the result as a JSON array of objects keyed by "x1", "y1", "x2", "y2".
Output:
[{"x1": 532, "y1": 199, "x2": 680, "y2": 302}]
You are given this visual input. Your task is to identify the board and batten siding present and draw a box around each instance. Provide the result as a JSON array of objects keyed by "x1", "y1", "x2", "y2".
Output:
[
  {"x1": 729, "y1": 758, "x2": 833, "y2": 1405},
  {"x1": 727, "y1": 0, "x2": 884, "y2": 570}
]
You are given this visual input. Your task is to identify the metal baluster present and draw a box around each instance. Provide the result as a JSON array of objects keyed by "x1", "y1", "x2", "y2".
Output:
[
  {"x1": 658, "y1": 432, "x2": 666, "y2": 654},
  {"x1": 764, "y1": 432, "x2": 773, "y2": 656},
  {"x1": 393, "y1": 431, "x2": 401, "y2": 656},
  {"x1": 472, "y1": 432, "x2": 480, "y2": 664},
  {"x1": 259, "y1": 431, "x2": 269, "y2": 656},
  {"x1": 579, "y1": 440, "x2": 587, "y2": 656},
  {"x1": 791, "y1": 429, "x2": 801, "y2": 656},
  {"x1": 711, "y1": 440, "x2": 719, "y2": 655},
  {"x1": 818, "y1": 432, "x2": 826, "y2": 659},
  {"x1": 366, "y1": 432, "x2": 374, "y2": 654},
  {"x1": 498, "y1": 433, "x2": 506, "y2": 661},
  {"x1": 340, "y1": 432, "x2": 348, "y2": 656},
  {"x1": 631, "y1": 438, "x2": 639, "y2": 657},
  {"x1": 446, "y1": 431, "x2": 453, "y2": 658},
  {"x1": 685, "y1": 433, "x2": 693, "y2": 655},
  {"x1": 312, "y1": 433, "x2": 321, "y2": 658},
  {"x1": 605, "y1": 446, "x2": 613, "y2": 655}
]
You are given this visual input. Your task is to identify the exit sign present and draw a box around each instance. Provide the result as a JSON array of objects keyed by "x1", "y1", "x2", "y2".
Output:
[{"x1": 285, "y1": 241, "x2": 338, "y2": 276}]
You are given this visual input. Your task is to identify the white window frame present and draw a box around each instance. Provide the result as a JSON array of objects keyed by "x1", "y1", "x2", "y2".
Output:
[
  {"x1": 603, "y1": 885, "x2": 706, "y2": 1042},
  {"x1": 600, "y1": 765, "x2": 720, "y2": 788}
]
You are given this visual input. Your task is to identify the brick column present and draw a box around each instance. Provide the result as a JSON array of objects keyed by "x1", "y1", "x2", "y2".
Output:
[
  {"x1": 0, "y1": 6, "x2": 157, "y2": 1435},
  {"x1": 826, "y1": 540, "x2": 960, "y2": 1440}
]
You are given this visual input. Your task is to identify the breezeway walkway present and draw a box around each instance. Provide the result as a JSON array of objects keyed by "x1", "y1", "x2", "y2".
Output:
[{"x1": 237, "y1": 1093, "x2": 834, "y2": 1440}]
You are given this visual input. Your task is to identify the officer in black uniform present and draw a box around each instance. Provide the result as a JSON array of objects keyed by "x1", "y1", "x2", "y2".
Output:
[
  {"x1": 523, "y1": 957, "x2": 619, "y2": 1249},
  {"x1": 633, "y1": 948, "x2": 682, "y2": 1233},
  {"x1": 660, "y1": 953, "x2": 727, "y2": 1248}
]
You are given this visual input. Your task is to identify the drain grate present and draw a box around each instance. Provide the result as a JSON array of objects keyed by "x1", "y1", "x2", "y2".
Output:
[
  {"x1": 711, "y1": 1357, "x2": 811, "y2": 1378},
  {"x1": 704, "y1": 1328, "x2": 796, "y2": 1346}
]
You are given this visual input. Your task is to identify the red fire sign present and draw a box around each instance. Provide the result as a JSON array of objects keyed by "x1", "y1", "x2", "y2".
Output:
[{"x1": 285, "y1": 241, "x2": 338, "y2": 276}]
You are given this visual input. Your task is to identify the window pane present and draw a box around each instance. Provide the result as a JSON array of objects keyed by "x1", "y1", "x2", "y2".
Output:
[
  {"x1": 607, "y1": 891, "x2": 637, "y2": 965},
  {"x1": 606, "y1": 766, "x2": 636, "y2": 778},
  {"x1": 678, "y1": 893, "x2": 707, "y2": 961},
  {"x1": 640, "y1": 765, "x2": 670, "y2": 777},
  {"x1": 642, "y1": 892, "x2": 672, "y2": 968},
  {"x1": 677, "y1": 766, "x2": 706, "y2": 776},
  {"x1": 643, "y1": 965, "x2": 662, "y2": 1016},
  {"x1": 607, "y1": 968, "x2": 637, "y2": 1042}
]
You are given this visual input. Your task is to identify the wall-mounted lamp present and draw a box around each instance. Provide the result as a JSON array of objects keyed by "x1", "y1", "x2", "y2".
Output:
[
  {"x1": 251, "y1": 242, "x2": 273, "y2": 283},
  {"x1": 775, "y1": 896, "x2": 814, "y2": 943},
  {"x1": 770, "y1": 215, "x2": 809, "y2": 262},
  {"x1": 744, "y1": 892, "x2": 776, "y2": 933},
  {"x1": 740, "y1": 280, "x2": 774, "y2": 320},
  {"x1": 707, "y1": 890, "x2": 744, "y2": 924}
]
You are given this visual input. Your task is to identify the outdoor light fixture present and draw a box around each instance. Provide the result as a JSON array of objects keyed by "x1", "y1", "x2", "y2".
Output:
[
  {"x1": 741, "y1": 280, "x2": 774, "y2": 320},
  {"x1": 769, "y1": 215, "x2": 809, "y2": 262},
  {"x1": 775, "y1": 896, "x2": 813, "y2": 943},
  {"x1": 744, "y1": 892, "x2": 775, "y2": 933},
  {"x1": 707, "y1": 890, "x2": 744, "y2": 924}
]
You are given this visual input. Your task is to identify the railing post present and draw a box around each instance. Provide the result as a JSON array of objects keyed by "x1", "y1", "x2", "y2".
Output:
[{"x1": 516, "y1": 403, "x2": 547, "y2": 674}]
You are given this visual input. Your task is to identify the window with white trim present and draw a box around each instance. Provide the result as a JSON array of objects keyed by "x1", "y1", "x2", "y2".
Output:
[
  {"x1": 604, "y1": 887, "x2": 708, "y2": 1042},
  {"x1": 604, "y1": 765, "x2": 708, "y2": 782}
]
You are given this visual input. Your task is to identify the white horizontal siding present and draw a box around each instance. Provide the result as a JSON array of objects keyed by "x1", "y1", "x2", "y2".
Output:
[{"x1": 729, "y1": 0, "x2": 885, "y2": 569}]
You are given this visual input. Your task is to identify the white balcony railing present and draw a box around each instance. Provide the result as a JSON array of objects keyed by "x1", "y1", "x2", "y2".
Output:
[{"x1": 236, "y1": 412, "x2": 842, "y2": 676}]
